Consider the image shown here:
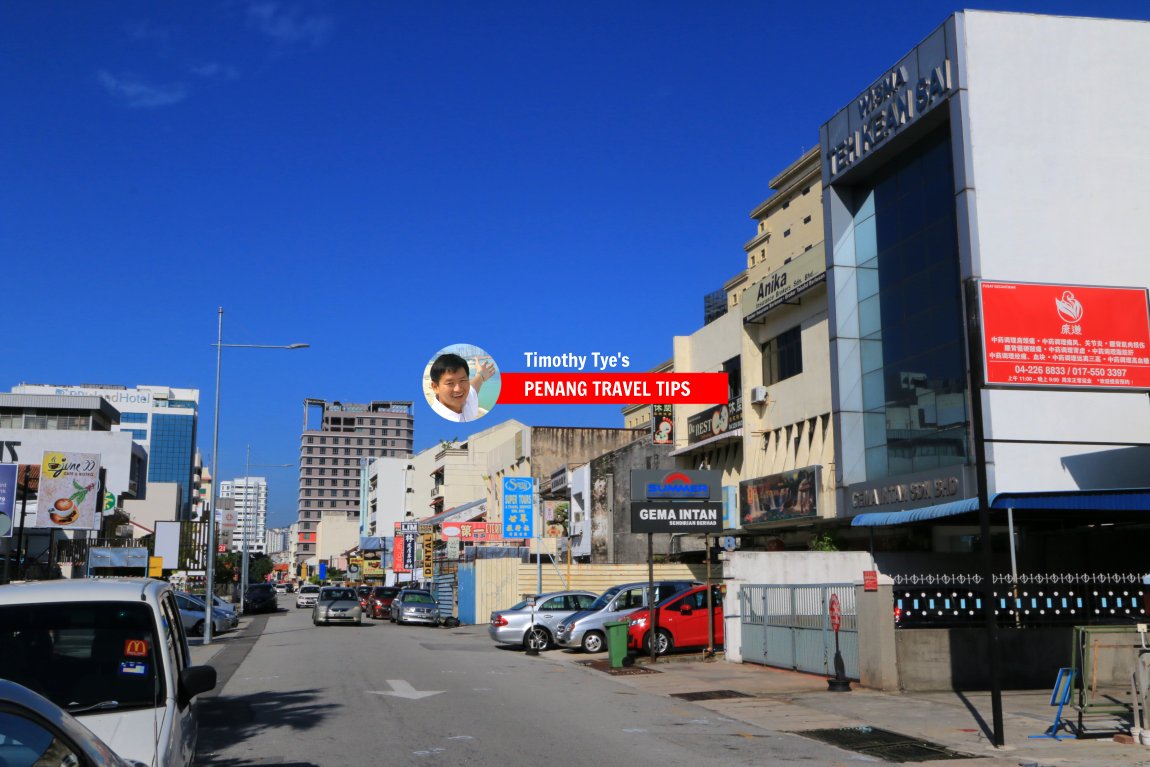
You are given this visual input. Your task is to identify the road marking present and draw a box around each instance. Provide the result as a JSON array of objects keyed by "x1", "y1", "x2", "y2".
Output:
[{"x1": 367, "y1": 680, "x2": 444, "y2": 700}]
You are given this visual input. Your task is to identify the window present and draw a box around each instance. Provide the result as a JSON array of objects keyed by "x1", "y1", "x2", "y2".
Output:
[
  {"x1": 782, "y1": 200, "x2": 790, "y2": 210},
  {"x1": 762, "y1": 326, "x2": 803, "y2": 385},
  {"x1": 121, "y1": 412, "x2": 147, "y2": 423},
  {"x1": 783, "y1": 229, "x2": 791, "y2": 238},
  {"x1": 803, "y1": 215, "x2": 812, "y2": 224}
]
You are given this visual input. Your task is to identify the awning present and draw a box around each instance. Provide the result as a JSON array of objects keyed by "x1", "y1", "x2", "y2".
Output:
[
  {"x1": 669, "y1": 428, "x2": 743, "y2": 457},
  {"x1": 851, "y1": 488, "x2": 1150, "y2": 527},
  {"x1": 850, "y1": 498, "x2": 979, "y2": 527}
]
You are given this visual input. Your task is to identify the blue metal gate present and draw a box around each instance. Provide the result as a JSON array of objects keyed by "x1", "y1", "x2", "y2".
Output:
[{"x1": 739, "y1": 584, "x2": 858, "y2": 679}]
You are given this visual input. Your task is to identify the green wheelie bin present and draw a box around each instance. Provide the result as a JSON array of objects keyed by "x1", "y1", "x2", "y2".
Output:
[{"x1": 604, "y1": 620, "x2": 630, "y2": 669}]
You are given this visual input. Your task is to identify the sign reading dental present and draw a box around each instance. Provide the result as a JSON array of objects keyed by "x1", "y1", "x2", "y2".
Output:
[
  {"x1": 630, "y1": 470, "x2": 723, "y2": 534},
  {"x1": 980, "y1": 281, "x2": 1150, "y2": 390}
]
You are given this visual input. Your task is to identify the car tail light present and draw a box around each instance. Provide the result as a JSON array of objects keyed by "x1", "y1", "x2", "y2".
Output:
[{"x1": 492, "y1": 615, "x2": 508, "y2": 626}]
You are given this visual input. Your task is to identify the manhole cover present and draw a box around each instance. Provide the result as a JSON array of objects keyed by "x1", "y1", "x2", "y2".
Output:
[
  {"x1": 799, "y1": 726, "x2": 976, "y2": 763},
  {"x1": 671, "y1": 690, "x2": 754, "y2": 702}
]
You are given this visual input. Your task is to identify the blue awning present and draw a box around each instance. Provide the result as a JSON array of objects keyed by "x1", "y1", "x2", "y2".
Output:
[
  {"x1": 851, "y1": 498, "x2": 979, "y2": 527},
  {"x1": 851, "y1": 488, "x2": 1150, "y2": 527}
]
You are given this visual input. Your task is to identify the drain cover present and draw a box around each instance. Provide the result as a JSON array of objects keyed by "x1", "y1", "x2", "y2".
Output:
[
  {"x1": 575, "y1": 659, "x2": 661, "y2": 675},
  {"x1": 671, "y1": 690, "x2": 754, "y2": 702},
  {"x1": 799, "y1": 726, "x2": 975, "y2": 763}
]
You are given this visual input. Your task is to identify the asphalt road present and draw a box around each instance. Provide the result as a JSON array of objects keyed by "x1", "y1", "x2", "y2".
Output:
[{"x1": 193, "y1": 607, "x2": 870, "y2": 766}]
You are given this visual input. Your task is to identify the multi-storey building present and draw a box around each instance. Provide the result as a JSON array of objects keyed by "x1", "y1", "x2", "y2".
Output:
[
  {"x1": 11, "y1": 383, "x2": 200, "y2": 519},
  {"x1": 220, "y1": 477, "x2": 268, "y2": 556},
  {"x1": 295, "y1": 399, "x2": 413, "y2": 570}
]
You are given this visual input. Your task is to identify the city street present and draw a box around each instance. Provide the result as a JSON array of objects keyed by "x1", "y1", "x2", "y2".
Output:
[{"x1": 193, "y1": 607, "x2": 861, "y2": 767}]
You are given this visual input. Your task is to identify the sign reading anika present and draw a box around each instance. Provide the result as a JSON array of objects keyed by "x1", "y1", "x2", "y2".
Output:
[
  {"x1": 630, "y1": 470, "x2": 723, "y2": 534},
  {"x1": 980, "y1": 281, "x2": 1150, "y2": 390}
]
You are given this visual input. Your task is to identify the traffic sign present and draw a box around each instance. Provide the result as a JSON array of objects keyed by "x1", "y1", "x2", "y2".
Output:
[{"x1": 829, "y1": 593, "x2": 842, "y2": 633}]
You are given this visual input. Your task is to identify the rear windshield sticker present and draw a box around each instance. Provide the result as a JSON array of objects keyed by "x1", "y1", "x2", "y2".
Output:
[{"x1": 119, "y1": 661, "x2": 148, "y2": 676}]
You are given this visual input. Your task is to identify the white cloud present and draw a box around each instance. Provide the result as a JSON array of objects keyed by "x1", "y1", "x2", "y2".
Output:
[
  {"x1": 247, "y1": 1, "x2": 333, "y2": 47},
  {"x1": 98, "y1": 70, "x2": 188, "y2": 108},
  {"x1": 190, "y1": 62, "x2": 241, "y2": 80}
]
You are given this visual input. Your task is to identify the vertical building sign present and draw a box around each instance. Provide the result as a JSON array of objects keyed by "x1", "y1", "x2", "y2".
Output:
[
  {"x1": 0, "y1": 464, "x2": 16, "y2": 538},
  {"x1": 421, "y1": 533, "x2": 434, "y2": 579},
  {"x1": 35, "y1": 452, "x2": 101, "y2": 530},
  {"x1": 651, "y1": 404, "x2": 673, "y2": 445},
  {"x1": 401, "y1": 521, "x2": 418, "y2": 572},
  {"x1": 502, "y1": 477, "x2": 535, "y2": 539}
]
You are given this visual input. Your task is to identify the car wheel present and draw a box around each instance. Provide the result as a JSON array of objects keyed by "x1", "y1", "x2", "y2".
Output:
[
  {"x1": 582, "y1": 631, "x2": 606, "y2": 653},
  {"x1": 525, "y1": 626, "x2": 551, "y2": 651},
  {"x1": 191, "y1": 620, "x2": 205, "y2": 637},
  {"x1": 645, "y1": 629, "x2": 673, "y2": 656}
]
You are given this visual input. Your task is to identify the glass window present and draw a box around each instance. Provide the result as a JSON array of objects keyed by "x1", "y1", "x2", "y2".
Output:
[
  {"x1": 120, "y1": 412, "x2": 147, "y2": 423},
  {"x1": 762, "y1": 326, "x2": 803, "y2": 385}
]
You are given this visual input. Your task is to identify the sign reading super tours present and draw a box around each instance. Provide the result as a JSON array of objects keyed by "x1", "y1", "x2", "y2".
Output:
[{"x1": 630, "y1": 470, "x2": 723, "y2": 534}]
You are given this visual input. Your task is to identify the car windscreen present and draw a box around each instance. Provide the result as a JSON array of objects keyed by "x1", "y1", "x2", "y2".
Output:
[
  {"x1": 320, "y1": 589, "x2": 356, "y2": 601},
  {"x1": 299, "y1": 586, "x2": 320, "y2": 594},
  {"x1": 372, "y1": 588, "x2": 398, "y2": 598},
  {"x1": 0, "y1": 601, "x2": 163, "y2": 715},
  {"x1": 401, "y1": 593, "x2": 435, "y2": 604},
  {"x1": 588, "y1": 587, "x2": 622, "y2": 611}
]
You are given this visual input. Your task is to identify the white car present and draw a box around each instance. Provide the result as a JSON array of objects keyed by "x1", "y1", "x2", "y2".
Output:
[
  {"x1": 0, "y1": 578, "x2": 217, "y2": 767},
  {"x1": 295, "y1": 583, "x2": 321, "y2": 609}
]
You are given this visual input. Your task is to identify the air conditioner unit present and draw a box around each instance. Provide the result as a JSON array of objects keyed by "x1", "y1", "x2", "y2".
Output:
[{"x1": 750, "y1": 386, "x2": 769, "y2": 404}]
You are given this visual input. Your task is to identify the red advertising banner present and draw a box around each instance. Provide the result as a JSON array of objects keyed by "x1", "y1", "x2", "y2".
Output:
[
  {"x1": 980, "y1": 281, "x2": 1150, "y2": 390},
  {"x1": 498, "y1": 373, "x2": 728, "y2": 405}
]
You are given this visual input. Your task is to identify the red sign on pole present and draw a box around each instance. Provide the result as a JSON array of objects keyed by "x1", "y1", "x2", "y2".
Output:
[
  {"x1": 980, "y1": 281, "x2": 1150, "y2": 390},
  {"x1": 829, "y1": 593, "x2": 842, "y2": 633}
]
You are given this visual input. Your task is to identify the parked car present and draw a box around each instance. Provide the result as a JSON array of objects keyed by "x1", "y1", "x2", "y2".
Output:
[
  {"x1": 243, "y1": 583, "x2": 278, "y2": 614},
  {"x1": 295, "y1": 584, "x2": 321, "y2": 609},
  {"x1": 0, "y1": 679, "x2": 144, "y2": 767},
  {"x1": 489, "y1": 590, "x2": 598, "y2": 651},
  {"x1": 312, "y1": 586, "x2": 363, "y2": 626},
  {"x1": 555, "y1": 580, "x2": 699, "y2": 653},
  {"x1": 0, "y1": 578, "x2": 217, "y2": 767},
  {"x1": 367, "y1": 586, "x2": 400, "y2": 619},
  {"x1": 210, "y1": 594, "x2": 237, "y2": 618},
  {"x1": 175, "y1": 592, "x2": 238, "y2": 636},
  {"x1": 626, "y1": 584, "x2": 725, "y2": 655},
  {"x1": 390, "y1": 588, "x2": 440, "y2": 626}
]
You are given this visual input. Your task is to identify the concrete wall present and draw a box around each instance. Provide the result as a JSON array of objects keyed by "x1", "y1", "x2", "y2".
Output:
[
  {"x1": 588, "y1": 436, "x2": 676, "y2": 563},
  {"x1": 894, "y1": 627, "x2": 1072, "y2": 691}
]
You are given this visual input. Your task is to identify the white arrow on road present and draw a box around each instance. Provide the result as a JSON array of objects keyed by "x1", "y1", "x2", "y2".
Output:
[{"x1": 367, "y1": 680, "x2": 444, "y2": 700}]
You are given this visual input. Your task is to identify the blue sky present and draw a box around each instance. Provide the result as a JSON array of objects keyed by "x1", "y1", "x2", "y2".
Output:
[{"x1": 4, "y1": 0, "x2": 1147, "y2": 528}]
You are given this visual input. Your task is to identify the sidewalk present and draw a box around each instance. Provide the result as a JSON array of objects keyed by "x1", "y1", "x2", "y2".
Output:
[{"x1": 535, "y1": 647, "x2": 1150, "y2": 767}]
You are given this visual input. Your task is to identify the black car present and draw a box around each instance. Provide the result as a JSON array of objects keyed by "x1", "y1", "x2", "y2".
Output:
[{"x1": 243, "y1": 583, "x2": 278, "y2": 614}]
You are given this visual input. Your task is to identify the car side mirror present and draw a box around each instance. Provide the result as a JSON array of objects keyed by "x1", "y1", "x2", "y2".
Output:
[
  {"x1": 679, "y1": 604, "x2": 693, "y2": 615},
  {"x1": 179, "y1": 664, "x2": 217, "y2": 706}
]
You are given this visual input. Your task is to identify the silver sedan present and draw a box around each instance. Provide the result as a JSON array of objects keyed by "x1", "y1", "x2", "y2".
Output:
[
  {"x1": 488, "y1": 590, "x2": 597, "y2": 651},
  {"x1": 312, "y1": 586, "x2": 363, "y2": 626}
]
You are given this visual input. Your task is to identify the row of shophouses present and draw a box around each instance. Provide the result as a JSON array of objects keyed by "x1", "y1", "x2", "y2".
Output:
[{"x1": 291, "y1": 10, "x2": 1150, "y2": 692}]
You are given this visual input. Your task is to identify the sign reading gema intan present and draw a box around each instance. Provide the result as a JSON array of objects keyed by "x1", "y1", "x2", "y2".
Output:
[
  {"x1": 630, "y1": 502, "x2": 724, "y2": 534},
  {"x1": 629, "y1": 469, "x2": 724, "y2": 534}
]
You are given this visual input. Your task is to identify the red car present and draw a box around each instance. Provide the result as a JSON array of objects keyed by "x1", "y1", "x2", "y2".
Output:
[
  {"x1": 366, "y1": 586, "x2": 400, "y2": 619},
  {"x1": 626, "y1": 584, "x2": 724, "y2": 656}
]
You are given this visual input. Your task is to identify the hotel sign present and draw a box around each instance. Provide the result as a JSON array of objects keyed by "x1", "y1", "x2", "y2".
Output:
[
  {"x1": 979, "y1": 281, "x2": 1150, "y2": 390},
  {"x1": 743, "y1": 244, "x2": 826, "y2": 323}
]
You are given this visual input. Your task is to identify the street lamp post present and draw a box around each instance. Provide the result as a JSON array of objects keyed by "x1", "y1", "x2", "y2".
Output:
[
  {"x1": 238, "y1": 445, "x2": 293, "y2": 612},
  {"x1": 205, "y1": 306, "x2": 308, "y2": 645}
]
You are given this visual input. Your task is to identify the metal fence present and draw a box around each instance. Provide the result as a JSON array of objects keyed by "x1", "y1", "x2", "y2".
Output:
[
  {"x1": 740, "y1": 583, "x2": 859, "y2": 678},
  {"x1": 893, "y1": 572, "x2": 1148, "y2": 628}
]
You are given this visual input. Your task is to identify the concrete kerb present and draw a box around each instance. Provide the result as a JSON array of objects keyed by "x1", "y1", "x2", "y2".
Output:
[{"x1": 539, "y1": 649, "x2": 1150, "y2": 767}]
